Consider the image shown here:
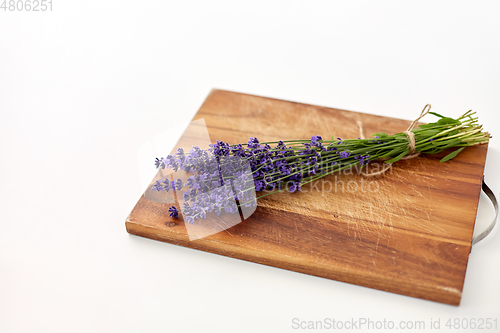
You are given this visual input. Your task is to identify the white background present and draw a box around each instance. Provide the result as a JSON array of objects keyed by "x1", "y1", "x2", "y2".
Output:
[{"x1": 1, "y1": 1, "x2": 500, "y2": 332}]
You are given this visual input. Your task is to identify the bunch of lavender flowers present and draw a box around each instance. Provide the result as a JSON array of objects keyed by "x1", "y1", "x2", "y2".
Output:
[{"x1": 152, "y1": 110, "x2": 490, "y2": 223}]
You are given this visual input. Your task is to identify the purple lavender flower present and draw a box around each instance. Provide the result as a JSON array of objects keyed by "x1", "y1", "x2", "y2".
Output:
[
  {"x1": 311, "y1": 165, "x2": 320, "y2": 175},
  {"x1": 340, "y1": 151, "x2": 351, "y2": 158},
  {"x1": 169, "y1": 206, "x2": 179, "y2": 218},
  {"x1": 358, "y1": 155, "x2": 370, "y2": 165},
  {"x1": 155, "y1": 158, "x2": 162, "y2": 168},
  {"x1": 163, "y1": 179, "x2": 171, "y2": 192},
  {"x1": 247, "y1": 137, "x2": 260, "y2": 149},
  {"x1": 230, "y1": 143, "x2": 245, "y2": 157},
  {"x1": 255, "y1": 180, "x2": 266, "y2": 191},
  {"x1": 149, "y1": 107, "x2": 494, "y2": 224},
  {"x1": 152, "y1": 179, "x2": 164, "y2": 191},
  {"x1": 210, "y1": 140, "x2": 231, "y2": 157},
  {"x1": 152, "y1": 134, "x2": 378, "y2": 224},
  {"x1": 289, "y1": 181, "x2": 301, "y2": 193},
  {"x1": 175, "y1": 178, "x2": 183, "y2": 191},
  {"x1": 311, "y1": 135, "x2": 322, "y2": 144}
]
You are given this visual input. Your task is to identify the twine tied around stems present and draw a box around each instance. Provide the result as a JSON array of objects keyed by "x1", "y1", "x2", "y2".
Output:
[{"x1": 358, "y1": 104, "x2": 432, "y2": 177}]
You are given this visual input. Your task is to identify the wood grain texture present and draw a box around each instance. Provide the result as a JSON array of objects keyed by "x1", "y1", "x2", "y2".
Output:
[{"x1": 126, "y1": 89, "x2": 488, "y2": 305}]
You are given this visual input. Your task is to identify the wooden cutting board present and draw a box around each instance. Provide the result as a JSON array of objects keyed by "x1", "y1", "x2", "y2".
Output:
[{"x1": 126, "y1": 89, "x2": 488, "y2": 305}]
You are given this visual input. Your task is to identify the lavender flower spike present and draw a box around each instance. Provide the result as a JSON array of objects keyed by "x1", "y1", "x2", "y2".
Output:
[{"x1": 169, "y1": 206, "x2": 179, "y2": 218}]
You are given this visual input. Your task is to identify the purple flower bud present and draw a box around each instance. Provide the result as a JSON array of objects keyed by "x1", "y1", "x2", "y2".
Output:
[
  {"x1": 152, "y1": 179, "x2": 164, "y2": 191},
  {"x1": 168, "y1": 206, "x2": 179, "y2": 218},
  {"x1": 247, "y1": 137, "x2": 260, "y2": 149},
  {"x1": 311, "y1": 135, "x2": 322, "y2": 144},
  {"x1": 155, "y1": 158, "x2": 162, "y2": 168},
  {"x1": 340, "y1": 151, "x2": 351, "y2": 158}
]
